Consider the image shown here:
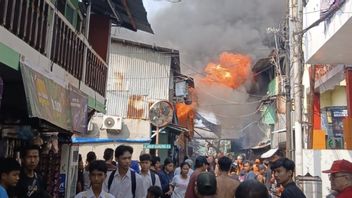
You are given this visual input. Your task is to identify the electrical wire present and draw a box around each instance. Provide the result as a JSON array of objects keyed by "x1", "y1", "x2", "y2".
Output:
[{"x1": 221, "y1": 101, "x2": 275, "y2": 131}]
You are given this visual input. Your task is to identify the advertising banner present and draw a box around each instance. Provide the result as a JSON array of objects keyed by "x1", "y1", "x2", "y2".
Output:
[
  {"x1": 322, "y1": 106, "x2": 347, "y2": 149},
  {"x1": 0, "y1": 76, "x2": 3, "y2": 109},
  {"x1": 69, "y1": 85, "x2": 88, "y2": 134},
  {"x1": 331, "y1": 107, "x2": 348, "y2": 137},
  {"x1": 21, "y1": 64, "x2": 71, "y2": 130}
]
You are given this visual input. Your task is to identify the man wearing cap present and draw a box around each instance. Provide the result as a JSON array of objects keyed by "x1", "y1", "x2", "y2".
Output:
[
  {"x1": 195, "y1": 172, "x2": 217, "y2": 198},
  {"x1": 323, "y1": 159, "x2": 352, "y2": 198},
  {"x1": 185, "y1": 156, "x2": 209, "y2": 198}
]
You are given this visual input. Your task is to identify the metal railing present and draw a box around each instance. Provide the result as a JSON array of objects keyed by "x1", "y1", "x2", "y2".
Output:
[{"x1": 0, "y1": 0, "x2": 107, "y2": 96}]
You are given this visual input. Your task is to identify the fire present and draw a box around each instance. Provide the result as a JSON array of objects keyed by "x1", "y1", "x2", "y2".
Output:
[
  {"x1": 176, "y1": 103, "x2": 194, "y2": 122},
  {"x1": 202, "y1": 52, "x2": 252, "y2": 89},
  {"x1": 176, "y1": 88, "x2": 197, "y2": 136}
]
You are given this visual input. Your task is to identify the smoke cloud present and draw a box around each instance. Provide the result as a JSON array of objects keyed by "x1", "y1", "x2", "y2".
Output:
[{"x1": 112, "y1": 0, "x2": 287, "y2": 148}]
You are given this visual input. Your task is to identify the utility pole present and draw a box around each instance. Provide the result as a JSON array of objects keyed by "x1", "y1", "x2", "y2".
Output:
[
  {"x1": 285, "y1": 48, "x2": 292, "y2": 160},
  {"x1": 289, "y1": 0, "x2": 304, "y2": 175}
]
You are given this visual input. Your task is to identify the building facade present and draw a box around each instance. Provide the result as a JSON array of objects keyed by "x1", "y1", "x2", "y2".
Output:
[
  {"x1": 77, "y1": 38, "x2": 190, "y2": 162},
  {"x1": 302, "y1": 0, "x2": 352, "y2": 196},
  {"x1": 0, "y1": 0, "x2": 152, "y2": 196}
]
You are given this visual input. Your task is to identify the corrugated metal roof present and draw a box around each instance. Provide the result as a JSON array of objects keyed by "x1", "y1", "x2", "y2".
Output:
[
  {"x1": 107, "y1": 42, "x2": 174, "y2": 119},
  {"x1": 89, "y1": 0, "x2": 153, "y2": 33}
]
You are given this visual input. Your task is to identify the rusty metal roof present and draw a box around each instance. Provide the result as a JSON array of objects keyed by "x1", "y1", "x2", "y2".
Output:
[
  {"x1": 88, "y1": 0, "x2": 153, "y2": 33},
  {"x1": 107, "y1": 41, "x2": 176, "y2": 119}
]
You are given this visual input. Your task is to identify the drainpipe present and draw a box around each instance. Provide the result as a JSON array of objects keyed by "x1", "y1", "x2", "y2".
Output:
[
  {"x1": 81, "y1": 1, "x2": 91, "y2": 82},
  {"x1": 346, "y1": 67, "x2": 352, "y2": 118},
  {"x1": 345, "y1": 67, "x2": 352, "y2": 149}
]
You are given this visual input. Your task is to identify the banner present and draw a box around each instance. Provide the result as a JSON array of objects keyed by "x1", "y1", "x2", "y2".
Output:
[
  {"x1": 0, "y1": 76, "x2": 3, "y2": 109},
  {"x1": 21, "y1": 64, "x2": 71, "y2": 130},
  {"x1": 69, "y1": 85, "x2": 88, "y2": 134}
]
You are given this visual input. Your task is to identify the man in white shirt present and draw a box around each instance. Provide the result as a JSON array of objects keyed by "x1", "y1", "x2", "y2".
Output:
[
  {"x1": 139, "y1": 154, "x2": 162, "y2": 197},
  {"x1": 103, "y1": 145, "x2": 145, "y2": 198},
  {"x1": 75, "y1": 160, "x2": 115, "y2": 198}
]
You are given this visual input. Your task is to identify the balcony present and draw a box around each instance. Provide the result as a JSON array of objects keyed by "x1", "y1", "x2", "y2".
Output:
[{"x1": 0, "y1": 0, "x2": 108, "y2": 96}]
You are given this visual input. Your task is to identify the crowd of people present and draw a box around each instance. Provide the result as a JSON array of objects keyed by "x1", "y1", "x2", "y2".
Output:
[{"x1": 1, "y1": 144, "x2": 352, "y2": 198}]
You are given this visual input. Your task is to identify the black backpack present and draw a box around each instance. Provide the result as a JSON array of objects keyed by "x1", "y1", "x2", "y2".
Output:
[
  {"x1": 108, "y1": 170, "x2": 136, "y2": 198},
  {"x1": 150, "y1": 171, "x2": 156, "y2": 186}
]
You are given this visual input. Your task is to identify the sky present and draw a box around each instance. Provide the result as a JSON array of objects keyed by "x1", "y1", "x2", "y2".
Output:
[{"x1": 143, "y1": 0, "x2": 172, "y2": 17}]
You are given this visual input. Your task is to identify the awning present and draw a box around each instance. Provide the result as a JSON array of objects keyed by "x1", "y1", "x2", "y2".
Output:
[
  {"x1": 261, "y1": 147, "x2": 278, "y2": 158},
  {"x1": 89, "y1": 0, "x2": 153, "y2": 33},
  {"x1": 251, "y1": 141, "x2": 271, "y2": 150}
]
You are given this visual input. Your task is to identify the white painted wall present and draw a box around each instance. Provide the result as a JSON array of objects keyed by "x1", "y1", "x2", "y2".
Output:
[
  {"x1": 79, "y1": 143, "x2": 145, "y2": 163},
  {"x1": 75, "y1": 114, "x2": 151, "y2": 162},
  {"x1": 304, "y1": 0, "x2": 352, "y2": 63},
  {"x1": 302, "y1": 149, "x2": 352, "y2": 197}
]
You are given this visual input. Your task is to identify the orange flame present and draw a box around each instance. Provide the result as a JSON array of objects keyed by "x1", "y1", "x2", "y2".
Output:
[
  {"x1": 176, "y1": 103, "x2": 194, "y2": 123},
  {"x1": 176, "y1": 88, "x2": 197, "y2": 136},
  {"x1": 202, "y1": 52, "x2": 252, "y2": 89}
]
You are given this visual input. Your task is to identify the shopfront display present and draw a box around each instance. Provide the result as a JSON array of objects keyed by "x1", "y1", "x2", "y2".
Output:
[{"x1": 321, "y1": 106, "x2": 348, "y2": 149}]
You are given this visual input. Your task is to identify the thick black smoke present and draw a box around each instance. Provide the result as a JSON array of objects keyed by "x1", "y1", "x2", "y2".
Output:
[
  {"x1": 112, "y1": 0, "x2": 287, "y2": 148},
  {"x1": 115, "y1": 0, "x2": 287, "y2": 72}
]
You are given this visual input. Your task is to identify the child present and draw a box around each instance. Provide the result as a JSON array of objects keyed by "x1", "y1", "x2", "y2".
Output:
[
  {"x1": 75, "y1": 160, "x2": 115, "y2": 198},
  {"x1": 0, "y1": 158, "x2": 21, "y2": 198}
]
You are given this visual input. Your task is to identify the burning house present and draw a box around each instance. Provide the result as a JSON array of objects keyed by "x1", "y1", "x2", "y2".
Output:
[{"x1": 76, "y1": 38, "x2": 194, "y2": 162}]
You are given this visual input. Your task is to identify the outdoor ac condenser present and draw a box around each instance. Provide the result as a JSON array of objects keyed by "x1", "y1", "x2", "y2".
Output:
[{"x1": 102, "y1": 115, "x2": 123, "y2": 131}]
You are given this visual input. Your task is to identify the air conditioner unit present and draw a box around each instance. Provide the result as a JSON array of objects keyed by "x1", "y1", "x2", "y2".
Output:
[
  {"x1": 87, "y1": 121, "x2": 94, "y2": 132},
  {"x1": 102, "y1": 115, "x2": 123, "y2": 131}
]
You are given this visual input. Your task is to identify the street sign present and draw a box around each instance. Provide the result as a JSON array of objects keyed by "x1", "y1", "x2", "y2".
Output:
[{"x1": 144, "y1": 144, "x2": 171, "y2": 149}]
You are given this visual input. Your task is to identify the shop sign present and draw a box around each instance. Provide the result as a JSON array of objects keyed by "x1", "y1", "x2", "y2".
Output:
[
  {"x1": 331, "y1": 108, "x2": 348, "y2": 137},
  {"x1": 143, "y1": 144, "x2": 171, "y2": 149},
  {"x1": 21, "y1": 64, "x2": 71, "y2": 130},
  {"x1": 69, "y1": 85, "x2": 88, "y2": 134},
  {"x1": 59, "y1": 174, "x2": 66, "y2": 194}
]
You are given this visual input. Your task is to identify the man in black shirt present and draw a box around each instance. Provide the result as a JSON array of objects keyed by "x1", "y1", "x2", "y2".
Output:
[
  {"x1": 270, "y1": 158, "x2": 306, "y2": 198},
  {"x1": 16, "y1": 145, "x2": 50, "y2": 198}
]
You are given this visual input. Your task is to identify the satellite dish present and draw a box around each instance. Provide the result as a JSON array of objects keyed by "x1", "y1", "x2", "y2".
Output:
[{"x1": 149, "y1": 100, "x2": 174, "y2": 127}]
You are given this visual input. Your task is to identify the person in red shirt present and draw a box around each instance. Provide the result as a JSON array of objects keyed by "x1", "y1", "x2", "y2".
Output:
[{"x1": 323, "y1": 159, "x2": 352, "y2": 198}]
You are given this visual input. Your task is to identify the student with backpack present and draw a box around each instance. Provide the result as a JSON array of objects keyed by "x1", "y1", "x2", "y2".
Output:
[
  {"x1": 75, "y1": 160, "x2": 114, "y2": 198},
  {"x1": 139, "y1": 154, "x2": 162, "y2": 196},
  {"x1": 158, "y1": 158, "x2": 174, "y2": 198},
  {"x1": 103, "y1": 145, "x2": 145, "y2": 198}
]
